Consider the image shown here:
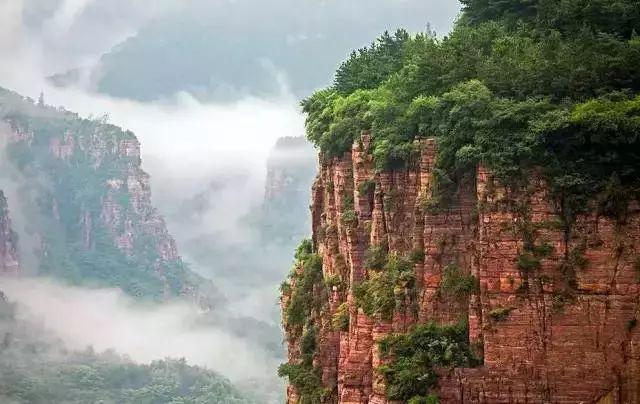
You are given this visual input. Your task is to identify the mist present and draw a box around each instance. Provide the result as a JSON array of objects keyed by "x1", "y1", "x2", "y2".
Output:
[
  {"x1": 1, "y1": 277, "x2": 276, "y2": 380},
  {"x1": 0, "y1": 276, "x2": 283, "y2": 402}
]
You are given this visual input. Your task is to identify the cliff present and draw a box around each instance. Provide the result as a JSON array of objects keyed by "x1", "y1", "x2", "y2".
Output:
[
  {"x1": 0, "y1": 191, "x2": 19, "y2": 274},
  {"x1": 281, "y1": 134, "x2": 640, "y2": 403},
  {"x1": 0, "y1": 88, "x2": 218, "y2": 304}
]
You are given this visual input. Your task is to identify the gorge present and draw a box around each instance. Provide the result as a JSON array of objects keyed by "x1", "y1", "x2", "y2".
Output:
[{"x1": 0, "y1": 0, "x2": 639, "y2": 403}]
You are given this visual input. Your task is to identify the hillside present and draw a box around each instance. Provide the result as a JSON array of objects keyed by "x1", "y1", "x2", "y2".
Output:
[{"x1": 0, "y1": 87, "x2": 219, "y2": 304}]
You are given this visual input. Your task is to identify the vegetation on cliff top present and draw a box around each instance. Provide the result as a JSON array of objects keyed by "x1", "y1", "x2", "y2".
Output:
[{"x1": 302, "y1": 0, "x2": 640, "y2": 219}]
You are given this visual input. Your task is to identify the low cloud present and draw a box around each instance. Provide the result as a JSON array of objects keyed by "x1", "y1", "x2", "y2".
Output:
[{"x1": 0, "y1": 277, "x2": 281, "y2": 385}]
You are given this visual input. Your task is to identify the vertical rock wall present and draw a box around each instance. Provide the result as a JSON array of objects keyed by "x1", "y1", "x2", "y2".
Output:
[{"x1": 283, "y1": 133, "x2": 640, "y2": 403}]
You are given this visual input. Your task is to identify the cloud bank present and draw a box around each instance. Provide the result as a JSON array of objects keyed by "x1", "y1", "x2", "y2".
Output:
[{"x1": 0, "y1": 277, "x2": 280, "y2": 384}]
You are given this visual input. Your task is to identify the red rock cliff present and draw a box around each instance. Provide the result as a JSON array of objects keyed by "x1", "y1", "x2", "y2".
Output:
[{"x1": 282, "y1": 133, "x2": 640, "y2": 403}]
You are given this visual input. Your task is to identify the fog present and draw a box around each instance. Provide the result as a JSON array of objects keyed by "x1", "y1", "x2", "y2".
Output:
[{"x1": 1, "y1": 277, "x2": 276, "y2": 382}]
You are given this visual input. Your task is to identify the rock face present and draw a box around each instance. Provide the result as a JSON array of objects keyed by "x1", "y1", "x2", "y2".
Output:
[
  {"x1": 0, "y1": 191, "x2": 19, "y2": 274},
  {"x1": 0, "y1": 88, "x2": 217, "y2": 303},
  {"x1": 282, "y1": 133, "x2": 640, "y2": 403}
]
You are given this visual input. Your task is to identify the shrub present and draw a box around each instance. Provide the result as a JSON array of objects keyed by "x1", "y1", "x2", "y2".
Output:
[
  {"x1": 488, "y1": 307, "x2": 513, "y2": 321},
  {"x1": 332, "y1": 303, "x2": 350, "y2": 331},
  {"x1": 355, "y1": 254, "x2": 415, "y2": 320},
  {"x1": 277, "y1": 363, "x2": 328, "y2": 403},
  {"x1": 516, "y1": 252, "x2": 541, "y2": 272},
  {"x1": 378, "y1": 321, "x2": 476, "y2": 402},
  {"x1": 439, "y1": 264, "x2": 478, "y2": 297},
  {"x1": 364, "y1": 245, "x2": 388, "y2": 270},
  {"x1": 341, "y1": 210, "x2": 358, "y2": 226},
  {"x1": 408, "y1": 249, "x2": 425, "y2": 264},
  {"x1": 324, "y1": 274, "x2": 343, "y2": 289},
  {"x1": 283, "y1": 240, "x2": 324, "y2": 328},
  {"x1": 551, "y1": 290, "x2": 574, "y2": 313},
  {"x1": 280, "y1": 241, "x2": 330, "y2": 403}
]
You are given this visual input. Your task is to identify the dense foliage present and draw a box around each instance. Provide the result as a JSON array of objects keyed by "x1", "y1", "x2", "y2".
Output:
[
  {"x1": 0, "y1": 294, "x2": 251, "y2": 404},
  {"x1": 355, "y1": 248, "x2": 418, "y2": 320},
  {"x1": 279, "y1": 240, "x2": 329, "y2": 403},
  {"x1": 302, "y1": 0, "x2": 640, "y2": 218},
  {"x1": 439, "y1": 264, "x2": 478, "y2": 298},
  {"x1": 379, "y1": 322, "x2": 477, "y2": 402}
]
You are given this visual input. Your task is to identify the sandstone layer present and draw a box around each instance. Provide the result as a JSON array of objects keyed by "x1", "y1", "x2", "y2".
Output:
[{"x1": 283, "y1": 133, "x2": 640, "y2": 403}]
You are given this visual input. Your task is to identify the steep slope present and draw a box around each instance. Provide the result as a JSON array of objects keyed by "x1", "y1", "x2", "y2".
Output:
[
  {"x1": 281, "y1": 134, "x2": 640, "y2": 403},
  {"x1": 279, "y1": 1, "x2": 640, "y2": 402},
  {"x1": 0, "y1": 88, "x2": 218, "y2": 304}
]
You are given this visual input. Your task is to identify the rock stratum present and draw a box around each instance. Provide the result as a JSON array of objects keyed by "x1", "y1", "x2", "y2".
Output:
[{"x1": 281, "y1": 134, "x2": 640, "y2": 403}]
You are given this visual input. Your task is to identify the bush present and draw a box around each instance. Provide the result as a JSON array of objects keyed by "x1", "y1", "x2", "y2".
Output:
[
  {"x1": 439, "y1": 264, "x2": 478, "y2": 297},
  {"x1": 516, "y1": 252, "x2": 541, "y2": 272},
  {"x1": 357, "y1": 179, "x2": 376, "y2": 195},
  {"x1": 379, "y1": 321, "x2": 476, "y2": 402},
  {"x1": 283, "y1": 240, "x2": 324, "y2": 328},
  {"x1": 341, "y1": 210, "x2": 358, "y2": 226},
  {"x1": 324, "y1": 274, "x2": 343, "y2": 289},
  {"x1": 408, "y1": 249, "x2": 426, "y2": 264},
  {"x1": 280, "y1": 241, "x2": 330, "y2": 402},
  {"x1": 488, "y1": 307, "x2": 513, "y2": 321},
  {"x1": 332, "y1": 302, "x2": 350, "y2": 331},
  {"x1": 355, "y1": 254, "x2": 415, "y2": 319},
  {"x1": 364, "y1": 245, "x2": 388, "y2": 270},
  {"x1": 277, "y1": 363, "x2": 327, "y2": 403}
]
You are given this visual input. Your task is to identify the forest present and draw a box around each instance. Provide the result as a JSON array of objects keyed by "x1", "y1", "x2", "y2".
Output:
[{"x1": 303, "y1": 0, "x2": 640, "y2": 220}]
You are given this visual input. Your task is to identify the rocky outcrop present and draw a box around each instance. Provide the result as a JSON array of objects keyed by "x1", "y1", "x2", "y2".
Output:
[
  {"x1": 282, "y1": 133, "x2": 640, "y2": 403},
  {"x1": 0, "y1": 191, "x2": 19, "y2": 274},
  {"x1": 0, "y1": 88, "x2": 218, "y2": 303}
]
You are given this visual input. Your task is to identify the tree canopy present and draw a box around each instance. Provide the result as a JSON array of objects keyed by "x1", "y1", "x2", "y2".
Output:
[{"x1": 302, "y1": 0, "x2": 640, "y2": 218}]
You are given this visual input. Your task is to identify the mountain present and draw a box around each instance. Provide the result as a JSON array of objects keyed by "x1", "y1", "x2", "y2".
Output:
[
  {"x1": 279, "y1": 1, "x2": 640, "y2": 402},
  {"x1": 0, "y1": 87, "x2": 220, "y2": 305}
]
